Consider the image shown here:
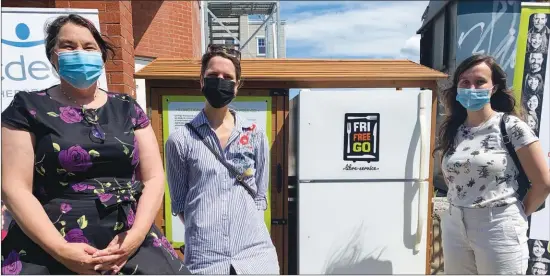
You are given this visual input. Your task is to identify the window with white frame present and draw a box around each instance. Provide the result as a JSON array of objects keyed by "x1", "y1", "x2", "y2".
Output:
[{"x1": 256, "y1": 36, "x2": 266, "y2": 56}]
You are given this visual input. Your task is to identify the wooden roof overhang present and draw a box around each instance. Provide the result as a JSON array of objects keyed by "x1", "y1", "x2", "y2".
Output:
[{"x1": 135, "y1": 58, "x2": 448, "y2": 89}]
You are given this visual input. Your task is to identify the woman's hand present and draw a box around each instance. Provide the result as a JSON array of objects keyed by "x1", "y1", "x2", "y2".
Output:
[
  {"x1": 91, "y1": 230, "x2": 146, "y2": 273},
  {"x1": 53, "y1": 242, "x2": 107, "y2": 275},
  {"x1": 516, "y1": 141, "x2": 550, "y2": 216}
]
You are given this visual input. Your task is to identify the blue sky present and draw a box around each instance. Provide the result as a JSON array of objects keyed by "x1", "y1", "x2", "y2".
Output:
[{"x1": 276, "y1": 1, "x2": 429, "y2": 98}]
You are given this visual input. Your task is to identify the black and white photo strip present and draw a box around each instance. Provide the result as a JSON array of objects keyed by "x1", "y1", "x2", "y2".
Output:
[
  {"x1": 528, "y1": 239, "x2": 550, "y2": 275},
  {"x1": 523, "y1": 13, "x2": 550, "y2": 276},
  {"x1": 523, "y1": 13, "x2": 549, "y2": 136}
]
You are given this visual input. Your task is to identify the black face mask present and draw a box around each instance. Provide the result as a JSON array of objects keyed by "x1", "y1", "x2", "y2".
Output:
[{"x1": 202, "y1": 77, "x2": 236, "y2": 108}]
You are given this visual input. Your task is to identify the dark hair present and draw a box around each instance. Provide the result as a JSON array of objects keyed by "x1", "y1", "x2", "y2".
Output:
[
  {"x1": 44, "y1": 14, "x2": 115, "y2": 67},
  {"x1": 524, "y1": 91, "x2": 541, "y2": 109},
  {"x1": 433, "y1": 54, "x2": 521, "y2": 157},
  {"x1": 524, "y1": 73, "x2": 544, "y2": 94},
  {"x1": 200, "y1": 45, "x2": 242, "y2": 88}
]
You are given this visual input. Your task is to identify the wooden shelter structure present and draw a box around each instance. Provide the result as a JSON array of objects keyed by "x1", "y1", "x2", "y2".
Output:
[{"x1": 135, "y1": 58, "x2": 448, "y2": 275}]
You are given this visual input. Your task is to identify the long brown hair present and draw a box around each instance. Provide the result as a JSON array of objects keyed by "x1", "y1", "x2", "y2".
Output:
[{"x1": 433, "y1": 54, "x2": 520, "y2": 157}]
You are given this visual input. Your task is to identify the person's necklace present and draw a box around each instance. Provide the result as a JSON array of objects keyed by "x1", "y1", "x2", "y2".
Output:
[
  {"x1": 61, "y1": 86, "x2": 97, "y2": 110},
  {"x1": 61, "y1": 86, "x2": 101, "y2": 126}
]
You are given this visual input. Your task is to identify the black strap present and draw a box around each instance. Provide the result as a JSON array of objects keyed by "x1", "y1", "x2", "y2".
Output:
[
  {"x1": 185, "y1": 123, "x2": 256, "y2": 198},
  {"x1": 500, "y1": 114, "x2": 529, "y2": 200},
  {"x1": 499, "y1": 114, "x2": 544, "y2": 212}
]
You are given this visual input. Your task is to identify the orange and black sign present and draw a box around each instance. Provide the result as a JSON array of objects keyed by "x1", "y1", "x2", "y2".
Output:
[{"x1": 343, "y1": 113, "x2": 380, "y2": 163}]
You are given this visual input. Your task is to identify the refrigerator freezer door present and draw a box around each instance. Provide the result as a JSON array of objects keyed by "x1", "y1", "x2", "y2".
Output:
[
  {"x1": 298, "y1": 181, "x2": 429, "y2": 274},
  {"x1": 298, "y1": 89, "x2": 432, "y2": 181}
]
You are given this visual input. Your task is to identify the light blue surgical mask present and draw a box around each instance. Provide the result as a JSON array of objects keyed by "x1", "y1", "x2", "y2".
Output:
[
  {"x1": 456, "y1": 87, "x2": 493, "y2": 111},
  {"x1": 57, "y1": 50, "x2": 103, "y2": 89}
]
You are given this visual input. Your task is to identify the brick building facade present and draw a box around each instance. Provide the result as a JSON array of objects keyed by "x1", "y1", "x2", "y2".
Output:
[{"x1": 1, "y1": 0, "x2": 202, "y2": 98}]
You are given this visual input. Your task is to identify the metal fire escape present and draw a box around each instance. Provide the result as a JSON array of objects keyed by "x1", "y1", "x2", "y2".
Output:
[{"x1": 204, "y1": 0, "x2": 282, "y2": 58}]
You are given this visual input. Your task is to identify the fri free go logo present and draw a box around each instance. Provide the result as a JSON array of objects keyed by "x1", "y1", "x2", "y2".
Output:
[{"x1": 343, "y1": 113, "x2": 380, "y2": 163}]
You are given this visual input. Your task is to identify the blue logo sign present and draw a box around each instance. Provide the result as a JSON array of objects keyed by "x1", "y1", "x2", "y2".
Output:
[{"x1": 1, "y1": 23, "x2": 44, "y2": 47}]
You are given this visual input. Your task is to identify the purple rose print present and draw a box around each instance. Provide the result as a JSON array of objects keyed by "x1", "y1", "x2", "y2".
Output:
[
  {"x1": 134, "y1": 104, "x2": 149, "y2": 128},
  {"x1": 161, "y1": 236, "x2": 178, "y2": 257},
  {"x1": 131, "y1": 136, "x2": 140, "y2": 166},
  {"x1": 36, "y1": 92, "x2": 46, "y2": 96},
  {"x1": 98, "y1": 193, "x2": 113, "y2": 203},
  {"x1": 71, "y1": 183, "x2": 88, "y2": 192},
  {"x1": 131, "y1": 118, "x2": 137, "y2": 126},
  {"x1": 127, "y1": 209, "x2": 135, "y2": 227},
  {"x1": 58, "y1": 145, "x2": 92, "y2": 172},
  {"x1": 1, "y1": 250, "x2": 22, "y2": 275},
  {"x1": 29, "y1": 109, "x2": 37, "y2": 118},
  {"x1": 60, "y1": 203, "x2": 72, "y2": 213},
  {"x1": 161, "y1": 236, "x2": 172, "y2": 249},
  {"x1": 152, "y1": 238, "x2": 162, "y2": 247},
  {"x1": 64, "y1": 229, "x2": 89, "y2": 244},
  {"x1": 59, "y1": 106, "x2": 83, "y2": 124},
  {"x1": 150, "y1": 235, "x2": 177, "y2": 257}
]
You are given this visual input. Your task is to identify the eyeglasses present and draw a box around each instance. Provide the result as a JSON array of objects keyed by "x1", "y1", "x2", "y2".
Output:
[
  {"x1": 82, "y1": 107, "x2": 106, "y2": 143},
  {"x1": 207, "y1": 44, "x2": 241, "y2": 60}
]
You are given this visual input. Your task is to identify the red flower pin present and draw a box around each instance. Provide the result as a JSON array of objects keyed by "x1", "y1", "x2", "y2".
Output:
[{"x1": 240, "y1": 135, "x2": 249, "y2": 145}]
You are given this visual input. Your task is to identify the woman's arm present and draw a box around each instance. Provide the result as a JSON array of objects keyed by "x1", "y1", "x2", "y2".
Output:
[
  {"x1": 165, "y1": 131, "x2": 189, "y2": 223},
  {"x1": 128, "y1": 125, "x2": 165, "y2": 238},
  {"x1": 254, "y1": 131, "x2": 270, "y2": 211},
  {"x1": 517, "y1": 141, "x2": 550, "y2": 216},
  {"x1": 1, "y1": 124, "x2": 69, "y2": 257}
]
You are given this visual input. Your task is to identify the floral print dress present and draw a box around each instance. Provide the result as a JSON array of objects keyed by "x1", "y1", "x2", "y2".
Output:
[{"x1": 1, "y1": 88, "x2": 190, "y2": 275}]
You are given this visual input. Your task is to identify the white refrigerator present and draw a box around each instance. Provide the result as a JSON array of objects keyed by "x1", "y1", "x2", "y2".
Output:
[{"x1": 289, "y1": 88, "x2": 433, "y2": 274}]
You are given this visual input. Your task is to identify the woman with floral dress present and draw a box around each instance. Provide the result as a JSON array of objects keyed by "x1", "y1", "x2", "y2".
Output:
[{"x1": 1, "y1": 14, "x2": 190, "y2": 275}]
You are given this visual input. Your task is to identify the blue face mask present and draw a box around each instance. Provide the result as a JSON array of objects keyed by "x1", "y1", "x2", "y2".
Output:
[
  {"x1": 456, "y1": 88, "x2": 492, "y2": 111},
  {"x1": 57, "y1": 50, "x2": 103, "y2": 89}
]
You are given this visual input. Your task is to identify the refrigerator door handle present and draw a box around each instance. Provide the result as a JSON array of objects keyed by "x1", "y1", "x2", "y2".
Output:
[{"x1": 415, "y1": 90, "x2": 429, "y2": 253}]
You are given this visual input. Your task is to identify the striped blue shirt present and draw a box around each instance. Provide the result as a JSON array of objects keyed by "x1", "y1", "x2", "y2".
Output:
[{"x1": 165, "y1": 109, "x2": 280, "y2": 275}]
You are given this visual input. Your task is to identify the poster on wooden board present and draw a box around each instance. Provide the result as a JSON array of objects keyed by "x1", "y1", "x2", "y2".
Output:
[
  {"x1": 513, "y1": 3, "x2": 550, "y2": 274},
  {"x1": 161, "y1": 95, "x2": 273, "y2": 247}
]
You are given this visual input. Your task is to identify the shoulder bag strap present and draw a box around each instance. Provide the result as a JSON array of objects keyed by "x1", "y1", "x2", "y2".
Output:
[
  {"x1": 185, "y1": 123, "x2": 256, "y2": 198},
  {"x1": 499, "y1": 114, "x2": 530, "y2": 201}
]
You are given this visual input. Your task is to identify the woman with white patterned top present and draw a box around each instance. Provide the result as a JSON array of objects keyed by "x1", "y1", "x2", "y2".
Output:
[{"x1": 434, "y1": 54, "x2": 550, "y2": 274}]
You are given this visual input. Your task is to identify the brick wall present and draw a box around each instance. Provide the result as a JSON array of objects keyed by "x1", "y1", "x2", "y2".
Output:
[
  {"x1": 191, "y1": 1, "x2": 202, "y2": 56},
  {"x1": 1, "y1": 0, "x2": 136, "y2": 97},
  {"x1": 1, "y1": 0, "x2": 54, "y2": 8},
  {"x1": 133, "y1": 1, "x2": 202, "y2": 58}
]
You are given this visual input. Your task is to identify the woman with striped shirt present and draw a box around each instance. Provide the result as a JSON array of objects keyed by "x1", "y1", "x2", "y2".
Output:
[{"x1": 165, "y1": 45, "x2": 280, "y2": 275}]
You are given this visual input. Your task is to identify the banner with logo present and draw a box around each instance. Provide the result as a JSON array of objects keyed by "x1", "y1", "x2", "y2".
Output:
[
  {"x1": 1, "y1": 7, "x2": 108, "y2": 112},
  {"x1": 513, "y1": 3, "x2": 550, "y2": 275}
]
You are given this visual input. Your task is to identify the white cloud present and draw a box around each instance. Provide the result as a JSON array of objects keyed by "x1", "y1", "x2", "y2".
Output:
[
  {"x1": 400, "y1": 34, "x2": 421, "y2": 62},
  {"x1": 284, "y1": 1, "x2": 428, "y2": 60}
]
